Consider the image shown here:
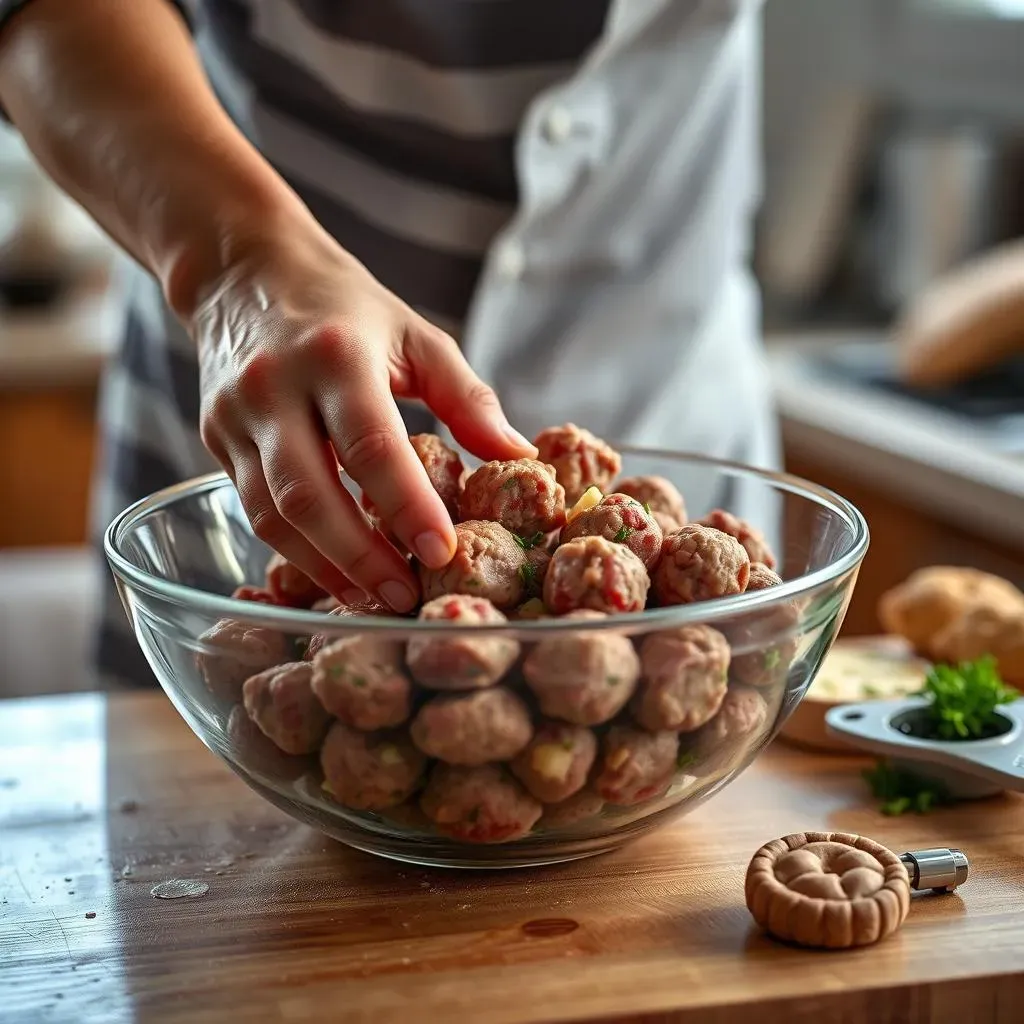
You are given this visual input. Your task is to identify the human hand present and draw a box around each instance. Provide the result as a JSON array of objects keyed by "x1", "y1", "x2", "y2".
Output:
[{"x1": 190, "y1": 222, "x2": 536, "y2": 612}]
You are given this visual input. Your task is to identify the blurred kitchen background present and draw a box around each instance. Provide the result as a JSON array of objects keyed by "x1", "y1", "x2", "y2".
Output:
[{"x1": 3, "y1": 0, "x2": 1024, "y2": 696}]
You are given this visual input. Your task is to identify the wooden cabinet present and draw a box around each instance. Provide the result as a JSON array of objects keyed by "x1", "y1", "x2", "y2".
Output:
[
  {"x1": 0, "y1": 384, "x2": 98, "y2": 547},
  {"x1": 785, "y1": 452, "x2": 1024, "y2": 636}
]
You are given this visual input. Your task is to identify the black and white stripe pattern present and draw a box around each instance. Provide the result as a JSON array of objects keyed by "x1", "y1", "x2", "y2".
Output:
[{"x1": 86, "y1": 0, "x2": 610, "y2": 687}]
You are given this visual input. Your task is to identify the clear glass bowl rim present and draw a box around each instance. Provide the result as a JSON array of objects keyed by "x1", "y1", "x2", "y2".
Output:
[{"x1": 103, "y1": 446, "x2": 870, "y2": 637}]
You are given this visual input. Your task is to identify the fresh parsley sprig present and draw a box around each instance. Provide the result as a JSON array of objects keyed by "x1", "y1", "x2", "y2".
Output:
[
  {"x1": 863, "y1": 761, "x2": 950, "y2": 816},
  {"x1": 917, "y1": 655, "x2": 1018, "y2": 741}
]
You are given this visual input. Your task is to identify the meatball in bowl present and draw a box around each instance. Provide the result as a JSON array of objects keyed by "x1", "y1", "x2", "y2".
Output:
[{"x1": 105, "y1": 431, "x2": 868, "y2": 868}]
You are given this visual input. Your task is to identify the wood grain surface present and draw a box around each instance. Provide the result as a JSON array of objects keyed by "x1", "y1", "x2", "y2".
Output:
[{"x1": 2, "y1": 691, "x2": 1023, "y2": 1024}]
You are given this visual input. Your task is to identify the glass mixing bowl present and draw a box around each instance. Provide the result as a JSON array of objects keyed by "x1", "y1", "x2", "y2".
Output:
[{"x1": 104, "y1": 448, "x2": 868, "y2": 868}]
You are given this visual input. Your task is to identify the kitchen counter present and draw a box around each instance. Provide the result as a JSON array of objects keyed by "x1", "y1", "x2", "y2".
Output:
[
  {"x1": 767, "y1": 331, "x2": 1024, "y2": 551},
  {"x1": 3, "y1": 691, "x2": 1024, "y2": 1024}
]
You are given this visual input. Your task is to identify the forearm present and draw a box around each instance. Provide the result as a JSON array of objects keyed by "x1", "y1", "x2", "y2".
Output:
[{"x1": 0, "y1": 0, "x2": 306, "y2": 319}]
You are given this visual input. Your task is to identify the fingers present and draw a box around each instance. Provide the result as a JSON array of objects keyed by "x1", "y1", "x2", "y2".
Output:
[
  {"x1": 255, "y1": 412, "x2": 422, "y2": 612},
  {"x1": 403, "y1": 323, "x2": 537, "y2": 461},
  {"x1": 318, "y1": 370, "x2": 457, "y2": 569},
  {"x1": 224, "y1": 441, "x2": 361, "y2": 603}
]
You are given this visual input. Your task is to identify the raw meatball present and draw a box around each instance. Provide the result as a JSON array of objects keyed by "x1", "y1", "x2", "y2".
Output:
[
  {"x1": 689, "y1": 685, "x2": 769, "y2": 775},
  {"x1": 419, "y1": 520, "x2": 528, "y2": 611},
  {"x1": 877, "y1": 566, "x2": 1024, "y2": 658},
  {"x1": 748, "y1": 562, "x2": 783, "y2": 591},
  {"x1": 420, "y1": 764, "x2": 542, "y2": 843},
  {"x1": 615, "y1": 475, "x2": 687, "y2": 525},
  {"x1": 362, "y1": 432, "x2": 465, "y2": 521},
  {"x1": 632, "y1": 625, "x2": 731, "y2": 732},
  {"x1": 232, "y1": 585, "x2": 279, "y2": 605},
  {"x1": 305, "y1": 598, "x2": 394, "y2": 661},
  {"x1": 406, "y1": 595, "x2": 519, "y2": 690},
  {"x1": 459, "y1": 459, "x2": 566, "y2": 536},
  {"x1": 652, "y1": 525, "x2": 750, "y2": 606},
  {"x1": 410, "y1": 432, "x2": 465, "y2": 518},
  {"x1": 265, "y1": 552, "x2": 327, "y2": 608},
  {"x1": 509, "y1": 721, "x2": 598, "y2": 803},
  {"x1": 523, "y1": 610, "x2": 640, "y2": 725},
  {"x1": 560, "y1": 493, "x2": 664, "y2": 570},
  {"x1": 320, "y1": 722, "x2": 426, "y2": 811},
  {"x1": 539, "y1": 788, "x2": 605, "y2": 828},
  {"x1": 594, "y1": 726, "x2": 679, "y2": 806},
  {"x1": 533, "y1": 423, "x2": 622, "y2": 504},
  {"x1": 196, "y1": 618, "x2": 291, "y2": 704},
  {"x1": 696, "y1": 509, "x2": 777, "y2": 570},
  {"x1": 226, "y1": 705, "x2": 311, "y2": 782},
  {"x1": 730, "y1": 563, "x2": 798, "y2": 688},
  {"x1": 544, "y1": 535, "x2": 650, "y2": 615},
  {"x1": 242, "y1": 661, "x2": 331, "y2": 755},
  {"x1": 410, "y1": 688, "x2": 533, "y2": 765},
  {"x1": 311, "y1": 636, "x2": 412, "y2": 731}
]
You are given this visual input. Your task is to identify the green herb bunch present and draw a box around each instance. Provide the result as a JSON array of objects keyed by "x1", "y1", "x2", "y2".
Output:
[
  {"x1": 918, "y1": 655, "x2": 1018, "y2": 741},
  {"x1": 863, "y1": 761, "x2": 950, "y2": 816}
]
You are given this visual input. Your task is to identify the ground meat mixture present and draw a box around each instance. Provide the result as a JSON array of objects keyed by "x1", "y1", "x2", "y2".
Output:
[
  {"x1": 509, "y1": 721, "x2": 598, "y2": 803},
  {"x1": 632, "y1": 624, "x2": 731, "y2": 732},
  {"x1": 615, "y1": 475, "x2": 687, "y2": 525},
  {"x1": 406, "y1": 594, "x2": 519, "y2": 690},
  {"x1": 533, "y1": 423, "x2": 622, "y2": 504},
  {"x1": 311, "y1": 636, "x2": 412, "y2": 731},
  {"x1": 265, "y1": 552, "x2": 327, "y2": 608},
  {"x1": 459, "y1": 459, "x2": 566, "y2": 536},
  {"x1": 320, "y1": 722, "x2": 426, "y2": 810},
  {"x1": 242, "y1": 661, "x2": 331, "y2": 754},
  {"x1": 544, "y1": 535, "x2": 650, "y2": 615},
  {"x1": 652, "y1": 525, "x2": 750, "y2": 605},
  {"x1": 523, "y1": 610, "x2": 641, "y2": 725},
  {"x1": 410, "y1": 688, "x2": 533, "y2": 765},
  {"x1": 419, "y1": 764, "x2": 542, "y2": 843},
  {"x1": 594, "y1": 726, "x2": 679, "y2": 806},
  {"x1": 419, "y1": 520, "x2": 529, "y2": 611},
  {"x1": 196, "y1": 618, "x2": 291, "y2": 704},
  {"x1": 696, "y1": 509, "x2": 777, "y2": 570},
  {"x1": 560, "y1": 492, "x2": 664, "y2": 570}
]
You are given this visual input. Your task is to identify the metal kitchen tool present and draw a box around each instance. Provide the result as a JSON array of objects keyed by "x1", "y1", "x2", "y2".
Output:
[
  {"x1": 899, "y1": 848, "x2": 969, "y2": 894},
  {"x1": 824, "y1": 696, "x2": 1024, "y2": 799}
]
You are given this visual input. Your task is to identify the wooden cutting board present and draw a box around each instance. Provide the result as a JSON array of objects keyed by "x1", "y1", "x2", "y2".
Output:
[{"x1": 2, "y1": 691, "x2": 1024, "y2": 1024}]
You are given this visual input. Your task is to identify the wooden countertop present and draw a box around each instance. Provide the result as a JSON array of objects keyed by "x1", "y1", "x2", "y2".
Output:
[{"x1": 3, "y1": 692, "x2": 1024, "y2": 1024}]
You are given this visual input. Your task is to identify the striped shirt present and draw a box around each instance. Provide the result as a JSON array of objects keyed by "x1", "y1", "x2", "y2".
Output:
[{"x1": 47, "y1": 0, "x2": 775, "y2": 688}]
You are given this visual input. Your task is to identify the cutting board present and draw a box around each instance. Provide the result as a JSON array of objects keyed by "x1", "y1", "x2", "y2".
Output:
[{"x1": 2, "y1": 691, "x2": 1024, "y2": 1024}]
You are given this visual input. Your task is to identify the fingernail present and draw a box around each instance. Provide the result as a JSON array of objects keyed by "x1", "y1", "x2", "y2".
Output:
[
  {"x1": 503, "y1": 422, "x2": 535, "y2": 451},
  {"x1": 380, "y1": 580, "x2": 418, "y2": 612},
  {"x1": 414, "y1": 530, "x2": 453, "y2": 568},
  {"x1": 342, "y1": 587, "x2": 366, "y2": 605}
]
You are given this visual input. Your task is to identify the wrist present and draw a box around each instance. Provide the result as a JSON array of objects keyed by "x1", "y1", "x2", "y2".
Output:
[{"x1": 160, "y1": 169, "x2": 310, "y2": 326}]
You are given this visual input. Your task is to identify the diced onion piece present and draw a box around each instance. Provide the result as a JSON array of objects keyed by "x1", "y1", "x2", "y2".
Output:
[
  {"x1": 517, "y1": 598, "x2": 547, "y2": 620},
  {"x1": 567, "y1": 485, "x2": 603, "y2": 524},
  {"x1": 378, "y1": 744, "x2": 404, "y2": 767},
  {"x1": 531, "y1": 744, "x2": 574, "y2": 782},
  {"x1": 607, "y1": 746, "x2": 630, "y2": 770}
]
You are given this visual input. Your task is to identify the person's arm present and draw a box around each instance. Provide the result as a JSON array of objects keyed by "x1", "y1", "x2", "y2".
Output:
[{"x1": 0, "y1": 0, "x2": 535, "y2": 611}]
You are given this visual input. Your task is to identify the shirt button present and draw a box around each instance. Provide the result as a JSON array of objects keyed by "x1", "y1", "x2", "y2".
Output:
[
  {"x1": 542, "y1": 105, "x2": 574, "y2": 144},
  {"x1": 495, "y1": 241, "x2": 525, "y2": 280}
]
